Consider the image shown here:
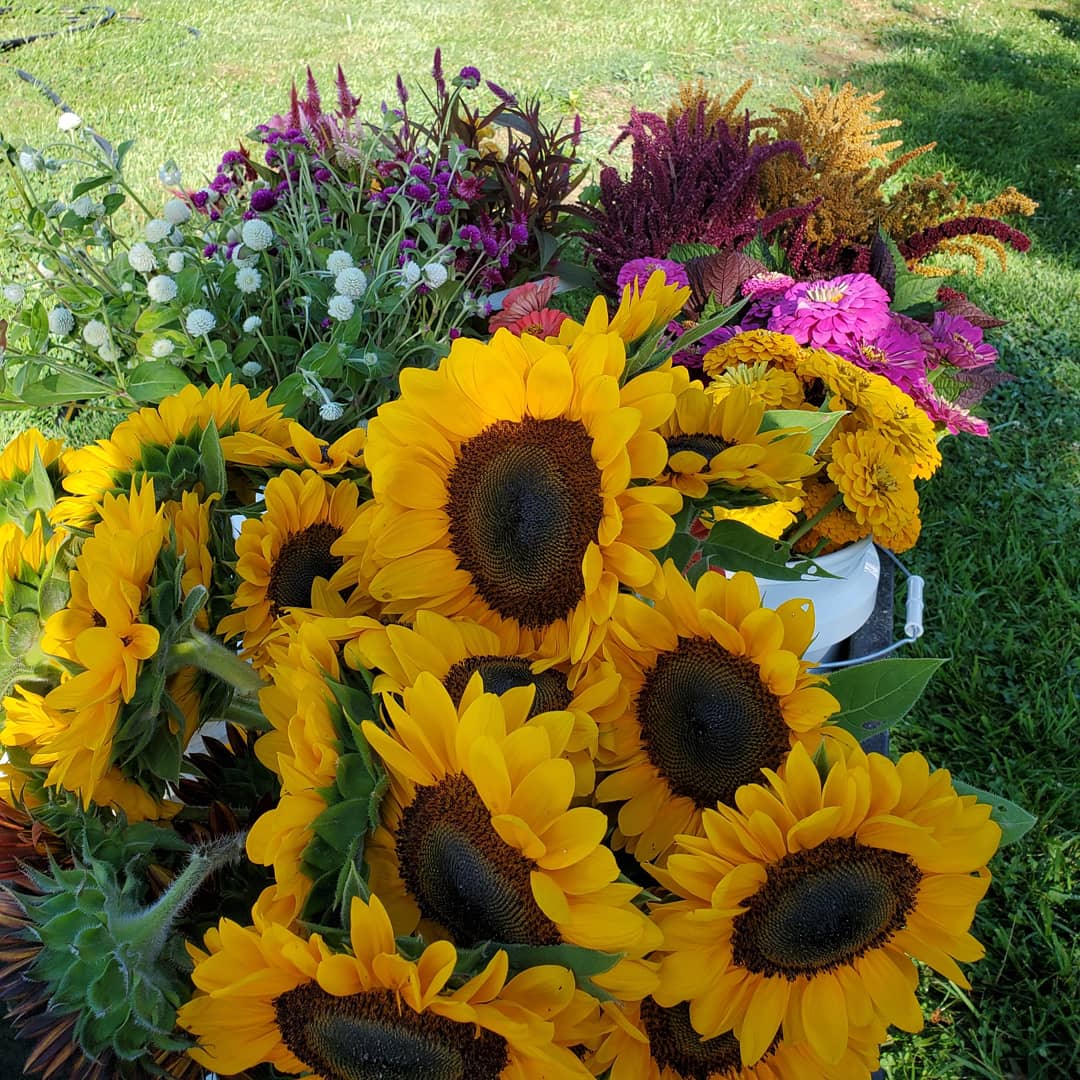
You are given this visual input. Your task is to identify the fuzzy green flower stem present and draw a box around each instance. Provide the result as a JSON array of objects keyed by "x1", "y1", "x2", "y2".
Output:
[
  {"x1": 168, "y1": 629, "x2": 266, "y2": 695},
  {"x1": 113, "y1": 835, "x2": 246, "y2": 960},
  {"x1": 785, "y1": 490, "x2": 848, "y2": 547}
]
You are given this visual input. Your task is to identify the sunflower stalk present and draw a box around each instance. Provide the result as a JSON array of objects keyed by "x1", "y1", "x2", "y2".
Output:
[{"x1": 168, "y1": 628, "x2": 266, "y2": 695}]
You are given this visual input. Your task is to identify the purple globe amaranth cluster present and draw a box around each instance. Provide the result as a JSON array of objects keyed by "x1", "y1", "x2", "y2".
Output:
[
  {"x1": 768, "y1": 272, "x2": 892, "y2": 351},
  {"x1": 456, "y1": 212, "x2": 532, "y2": 290}
]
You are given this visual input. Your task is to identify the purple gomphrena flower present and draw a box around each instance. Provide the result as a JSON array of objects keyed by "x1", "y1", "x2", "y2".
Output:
[
  {"x1": 459, "y1": 66, "x2": 482, "y2": 88},
  {"x1": 406, "y1": 181, "x2": 433, "y2": 202},
  {"x1": 210, "y1": 173, "x2": 233, "y2": 194},
  {"x1": 242, "y1": 208, "x2": 257, "y2": 220},
  {"x1": 449, "y1": 327, "x2": 462, "y2": 340},
  {"x1": 209, "y1": 209, "x2": 221, "y2": 222},
  {"x1": 321, "y1": 317, "x2": 332, "y2": 330},
  {"x1": 416, "y1": 283, "x2": 431, "y2": 296},
  {"x1": 203, "y1": 243, "x2": 218, "y2": 258},
  {"x1": 482, "y1": 234, "x2": 500, "y2": 258},
  {"x1": 314, "y1": 168, "x2": 332, "y2": 183},
  {"x1": 616, "y1": 257, "x2": 690, "y2": 291},
  {"x1": 250, "y1": 188, "x2": 277, "y2": 212},
  {"x1": 768, "y1": 272, "x2": 891, "y2": 351},
  {"x1": 191, "y1": 190, "x2": 209, "y2": 209},
  {"x1": 409, "y1": 163, "x2": 432, "y2": 182},
  {"x1": 459, "y1": 224, "x2": 482, "y2": 247},
  {"x1": 221, "y1": 149, "x2": 246, "y2": 167},
  {"x1": 435, "y1": 199, "x2": 454, "y2": 216},
  {"x1": 930, "y1": 311, "x2": 999, "y2": 369},
  {"x1": 284, "y1": 127, "x2": 303, "y2": 140},
  {"x1": 264, "y1": 149, "x2": 279, "y2": 166},
  {"x1": 400, "y1": 238, "x2": 418, "y2": 251},
  {"x1": 836, "y1": 315, "x2": 930, "y2": 395},
  {"x1": 455, "y1": 175, "x2": 483, "y2": 202}
]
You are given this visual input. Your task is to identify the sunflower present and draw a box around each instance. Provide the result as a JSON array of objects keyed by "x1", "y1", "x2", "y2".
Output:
[
  {"x1": 217, "y1": 470, "x2": 368, "y2": 667},
  {"x1": 346, "y1": 609, "x2": 627, "y2": 796},
  {"x1": 650, "y1": 741, "x2": 1001, "y2": 1068},
  {"x1": 53, "y1": 378, "x2": 363, "y2": 529},
  {"x1": 178, "y1": 893, "x2": 594, "y2": 1079},
  {"x1": 659, "y1": 376, "x2": 817, "y2": 500},
  {"x1": 0, "y1": 428, "x2": 65, "y2": 481},
  {"x1": 827, "y1": 430, "x2": 921, "y2": 552},
  {"x1": 362, "y1": 327, "x2": 682, "y2": 665},
  {"x1": 594, "y1": 562, "x2": 839, "y2": 862},
  {"x1": 245, "y1": 617, "x2": 380, "y2": 923},
  {"x1": 705, "y1": 362, "x2": 806, "y2": 410},
  {"x1": 166, "y1": 491, "x2": 219, "y2": 629},
  {"x1": 559, "y1": 270, "x2": 692, "y2": 347},
  {"x1": 361, "y1": 672, "x2": 660, "y2": 957},
  {"x1": 588, "y1": 995, "x2": 886, "y2": 1080},
  {"x1": 702, "y1": 330, "x2": 804, "y2": 379}
]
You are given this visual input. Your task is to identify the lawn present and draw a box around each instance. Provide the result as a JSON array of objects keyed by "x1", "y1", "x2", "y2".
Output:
[{"x1": 0, "y1": 1, "x2": 1077, "y2": 1077}]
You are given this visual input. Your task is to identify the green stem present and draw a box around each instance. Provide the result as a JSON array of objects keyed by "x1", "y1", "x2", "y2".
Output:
[
  {"x1": 785, "y1": 491, "x2": 847, "y2": 547},
  {"x1": 223, "y1": 700, "x2": 272, "y2": 732},
  {"x1": 169, "y1": 629, "x2": 266, "y2": 694}
]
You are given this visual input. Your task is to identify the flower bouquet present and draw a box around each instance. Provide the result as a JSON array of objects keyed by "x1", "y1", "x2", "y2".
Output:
[{"x1": 0, "y1": 266, "x2": 1033, "y2": 1080}]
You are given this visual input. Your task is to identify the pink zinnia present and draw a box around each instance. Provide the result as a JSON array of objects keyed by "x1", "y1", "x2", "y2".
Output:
[
  {"x1": 911, "y1": 383, "x2": 990, "y2": 437},
  {"x1": 616, "y1": 257, "x2": 690, "y2": 291},
  {"x1": 930, "y1": 311, "x2": 998, "y2": 369},
  {"x1": 503, "y1": 308, "x2": 569, "y2": 339},
  {"x1": 768, "y1": 272, "x2": 891, "y2": 351},
  {"x1": 836, "y1": 315, "x2": 929, "y2": 395}
]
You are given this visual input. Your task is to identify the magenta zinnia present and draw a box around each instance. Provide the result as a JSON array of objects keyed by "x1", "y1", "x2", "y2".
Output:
[{"x1": 768, "y1": 272, "x2": 891, "y2": 351}]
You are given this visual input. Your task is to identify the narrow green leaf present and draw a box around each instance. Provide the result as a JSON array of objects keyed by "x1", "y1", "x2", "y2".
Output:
[
  {"x1": 826, "y1": 658, "x2": 946, "y2": 738},
  {"x1": 950, "y1": 780, "x2": 1037, "y2": 847},
  {"x1": 198, "y1": 419, "x2": 227, "y2": 496}
]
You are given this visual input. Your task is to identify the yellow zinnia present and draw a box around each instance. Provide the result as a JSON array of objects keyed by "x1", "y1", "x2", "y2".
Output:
[
  {"x1": 650, "y1": 741, "x2": 1001, "y2": 1068},
  {"x1": 595, "y1": 562, "x2": 839, "y2": 861},
  {"x1": 706, "y1": 361, "x2": 806, "y2": 410},
  {"x1": 362, "y1": 327, "x2": 682, "y2": 665},
  {"x1": 702, "y1": 330, "x2": 803, "y2": 378},
  {"x1": 660, "y1": 376, "x2": 817, "y2": 500},
  {"x1": 361, "y1": 672, "x2": 661, "y2": 958},
  {"x1": 178, "y1": 893, "x2": 595, "y2": 1079},
  {"x1": 827, "y1": 430, "x2": 921, "y2": 552}
]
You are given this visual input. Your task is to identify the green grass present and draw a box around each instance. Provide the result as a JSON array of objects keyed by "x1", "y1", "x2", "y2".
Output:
[{"x1": 1, "y1": 1, "x2": 1078, "y2": 1078}]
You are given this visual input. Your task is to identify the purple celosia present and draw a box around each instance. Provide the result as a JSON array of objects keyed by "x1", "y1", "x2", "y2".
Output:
[
  {"x1": 768, "y1": 272, "x2": 891, "y2": 351},
  {"x1": 617, "y1": 257, "x2": 690, "y2": 291},
  {"x1": 930, "y1": 311, "x2": 999, "y2": 369},
  {"x1": 455, "y1": 175, "x2": 483, "y2": 201},
  {"x1": 836, "y1": 315, "x2": 930, "y2": 395}
]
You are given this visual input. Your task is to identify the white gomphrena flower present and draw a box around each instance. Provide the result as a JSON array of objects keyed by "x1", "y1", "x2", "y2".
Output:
[
  {"x1": 185, "y1": 308, "x2": 216, "y2": 336},
  {"x1": 167, "y1": 252, "x2": 186, "y2": 273},
  {"x1": 235, "y1": 267, "x2": 262, "y2": 294},
  {"x1": 241, "y1": 360, "x2": 263, "y2": 378},
  {"x1": 327, "y1": 294, "x2": 355, "y2": 321},
  {"x1": 18, "y1": 150, "x2": 38, "y2": 172},
  {"x1": 121, "y1": 282, "x2": 133, "y2": 293},
  {"x1": 48, "y1": 307, "x2": 74, "y2": 336},
  {"x1": 241, "y1": 218, "x2": 274, "y2": 252},
  {"x1": 334, "y1": 267, "x2": 367, "y2": 299},
  {"x1": 400, "y1": 260, "x2": 421, "y2": 286},
  {"x1": 421, "y1": 261, "x2": 448, "y2": 289},
  {"x1": 242, "y1": 315, "x2": 263, "y2": 333},
  {"x1": 145, "y1": 219, "x2": 172, "y2": 244},
  {"x1": 98, "y1": 341, "x2": 120, "y2": 364},
  {"x1": 231, "y1": 247, "x2": 257, "y2": 269},
  {"x1": 2, "y1": 284, "x2": 25, "y2": 305},
  {"x1": 128, "y1": 243, "x2": 157, "y2": 273},
  {"x1": 57, "y1": 112, "x2": 82, "y2": 132},
  {"x1": 151, "y1": 339, "x2": 175, "y2": 359},
  {"x1": 82, "y1": 319, "x2": 109, "y2": 347},
  {"x1": 147, "y1": 275, "x2": 178, "y2": 303},
  {"x1": 325, "y1": 250, "x2": 354, "y2": 274},
  {"x1": 71, "y1": 195, "x2": 96, "y2": 219},
  {"x1": 37, "y1": 261, "x2": 56, "y2": 279},
  {"x1": 163, "y1": 197, "x2": 191, "y2": 226},
  {"x1": 319, "y1": 400, "x2": 345, "y2": 422}
]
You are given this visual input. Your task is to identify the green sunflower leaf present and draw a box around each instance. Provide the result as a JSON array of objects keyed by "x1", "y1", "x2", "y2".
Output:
[
  {"x1": 698, "y1": 519, "x2": 825, "y2": 581},
  {"x1": 496, "y1": 942, "x2": 623, "y2": 980},
  {"x1": 198, "y1": 419, "x2": 227, "y2": 496},
  {"x1": 950, "y1": 781, "x2": 1037, "y2": 847},
  {"x1": 759, "y1": 408, "x2": 847, "y2": 454},
  {"x1": 825, "y1": 657, "x2": 946, "y2": 739}
]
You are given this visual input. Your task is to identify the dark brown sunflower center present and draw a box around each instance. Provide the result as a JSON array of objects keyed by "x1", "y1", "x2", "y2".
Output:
[
  {"x1": 445, "y1": 416, "x2": 603, "y2": 629},
  {"x1": 637, "y1": 636, "x2": 791, "y2": 809},
  {"x1": 731, "y1": 836, "x2": 922, "y2": 978},
  {"x1": 266, "y1": 522, "x2": 343, "y2": 615},
  {"x1": 395, "y1": 771, "x2": 561, "y2": 946},
  {"x1": 442, "y1": 655, "x2": 573, "y2": 717},
  {"x1": 639, "y1": 998, "x2": 778, "y2": 1080},
  {"x1": 665, "y1": 433, "x2": 731, "y2": 464},
  {"x1": 274, "y1": 985, "x2": 509, "y2": 1080}
]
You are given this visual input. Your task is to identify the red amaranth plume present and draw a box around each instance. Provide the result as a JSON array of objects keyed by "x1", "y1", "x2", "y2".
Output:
[{"x1": 899, "y1": 216, "x2": 1032, "y2": 262}]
